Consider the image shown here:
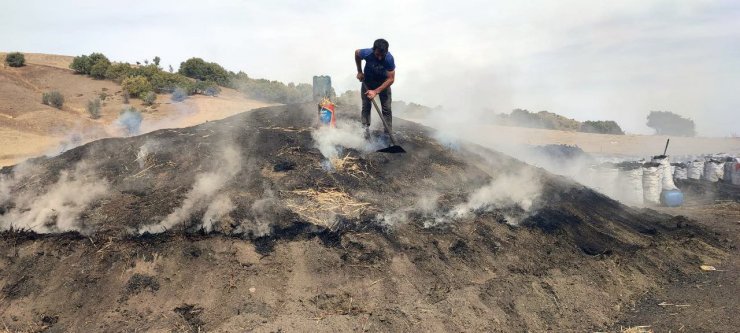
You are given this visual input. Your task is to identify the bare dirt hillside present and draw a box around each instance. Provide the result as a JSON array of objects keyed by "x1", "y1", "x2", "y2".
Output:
[
  {"x1": 406, "y1": 119, "x2": 740, "y2": 157},
  {"x1": 0, "y1": 52, "x2": 274, "y2": 167},
  {"x1": 0, "y1": 104, "x2": 731, "y2": 332}
]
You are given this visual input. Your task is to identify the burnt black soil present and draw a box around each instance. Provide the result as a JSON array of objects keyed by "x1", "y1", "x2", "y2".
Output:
[{"x1": 0, "y1": 104, "x2": 731, "y2": 332}]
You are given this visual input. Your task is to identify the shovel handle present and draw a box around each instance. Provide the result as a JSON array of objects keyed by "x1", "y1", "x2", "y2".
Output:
[
  {"x1": 362, "y1": 82, "x2": 398, "y2": 146},
  {"x1": 663, "y1": 138, "x2": 670, "y2": 156}
]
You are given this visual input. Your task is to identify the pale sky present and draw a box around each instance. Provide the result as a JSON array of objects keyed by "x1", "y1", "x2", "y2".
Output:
[{"x1": 2, "y1": 0, "x2": 738, "y2": 136}]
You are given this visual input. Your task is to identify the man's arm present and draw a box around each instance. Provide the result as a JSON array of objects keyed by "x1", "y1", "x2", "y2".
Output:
[
  {"x1": 366, "y1": 70, "x2": 395, "y2": 99},
  {"x1": 355, "y1": 49, "x2": 364, "y2": 82}
]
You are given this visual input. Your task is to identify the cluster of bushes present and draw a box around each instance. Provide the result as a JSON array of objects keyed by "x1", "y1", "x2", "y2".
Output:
[
  {"x1": 69, "y1": 53, "x2": 221, "y2": 104},
  {"x1": 229, "y1": 71, "x2": 312, "y2": 104},
  {"x1": 42, "y1": 91, "x2": 64, "y2": 109},
  {"x1": 70, "y1": 52, "x2": 111, "y2": 79},
  {"x1": 495, "y1": 109, "x2": 625, "y2": 135},
  {"x1": 5, "y1": 52, "x2": 25, "y2": 67},
  {"x1": 69, "y1": 53, "x2": 319, "y2": 105},
  {"x1": 580, "y1": 120, "x2": 624, "y2": 135},
  {"x1": 179, "y1": 58, "x2": 230, "y2": 86},
  {"x1": 497, "y1": 109, "x2": 581, "y2": 131}
]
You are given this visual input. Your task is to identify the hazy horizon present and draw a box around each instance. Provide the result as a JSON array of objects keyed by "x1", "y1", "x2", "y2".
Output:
[{"x1": 2, "y1": 0, "x2": 738, "y2": 136}]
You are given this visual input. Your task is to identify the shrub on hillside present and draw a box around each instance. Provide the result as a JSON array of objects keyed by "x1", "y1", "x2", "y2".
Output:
[
  {"x1": 122, "y1": 91, "x2": 130, "y2": 104},
  {"x1": 121, "y1": 75, "x2": 153, "y2": 98},
  {"x1": 194, "y1": 80, "x2": 221, "y2": 96},
  {"x1": 178, "y1": 58, "x2": 230, "y2": 86},
  {"x1": 171, "y1": 87, "x2": 188, "y2": 102},
  {"x1": 230, "y1": 72, "x2": 312, "y2": 104},
  {"x1": 129, "y1": 64, "x2": 160, "y2": 81},
  {"x1": 87, "y1": 98, "x2": 102, "y2": 119},
  {"x1": 70, "y1": 52, "x2": 110, "y2": 75},
  {"x1": 5, "y1": 52, "x2": 25, "y2": 67},
  {"x1": 142, "y1": 91, "x2": 157, "y2": 105},
  {"x1": 149, "y1": 72, "x2": 194, "y2": 94},
  {"x1": 88, "y1": 53, "x2": 109, "y2": 67},
  {"x1": 580, "y1": 120, "x2": 624, "y2": 135},
  {"x1": 70, "y1": 55, "x2": 91, "y2": 74},
  {"x1": 104, "y1": 62, "x2": 133, "y2": 82},
  {"x1": 90, "y1": 59, "x2": 111, "y2": 79},
  {"x1": 42, "y1": 91, "x2": 65, "y2": 109}
]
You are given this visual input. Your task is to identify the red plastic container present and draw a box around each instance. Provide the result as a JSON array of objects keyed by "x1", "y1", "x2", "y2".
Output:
[{"x1": 318, "y1": 98, "x2": 336, "y2": 127}]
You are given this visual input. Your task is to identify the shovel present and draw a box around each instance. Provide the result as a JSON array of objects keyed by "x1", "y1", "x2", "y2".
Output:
[{"x1": 363, "y1": 82, "x2": 406, "y2": 153}]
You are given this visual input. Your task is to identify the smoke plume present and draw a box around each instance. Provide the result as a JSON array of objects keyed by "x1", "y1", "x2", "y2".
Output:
[
  {"x1": 138, "y1": 146, "x2": 241, "y2": 234},
  {"x1": 0, "y1": 162, "x2": 109, "y2": 233},
  {"x1": 311, "y1": 120, "x2": 383, "y2": 160}
]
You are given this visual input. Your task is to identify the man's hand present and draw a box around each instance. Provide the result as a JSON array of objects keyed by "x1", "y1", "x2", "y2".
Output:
[
  {"x1": 356, "y1": 72, "x2": 364, "y2": 82},
  {"x1": 365, "y1": 89, "x2": 378, "y2": 100}
]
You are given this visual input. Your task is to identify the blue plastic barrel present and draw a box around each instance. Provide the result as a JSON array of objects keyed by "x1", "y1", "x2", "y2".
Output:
[{"x1": 660, "y1": 190, "x2": 684, "y2": 207}]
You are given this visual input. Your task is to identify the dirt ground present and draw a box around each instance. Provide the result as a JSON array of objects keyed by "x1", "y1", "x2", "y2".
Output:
[
  {"x1": 0, "y1": 53, "x2": 273, "y2": 166},
  {"x1": 406, "y1": 118, "x2": 740, "y2": 158},
  {"x1": 614, "y1": 202, "x2": 739, "y2": 332},
  {"x1": 0, "y1": 104, "x2": 732, "y2": 332}
]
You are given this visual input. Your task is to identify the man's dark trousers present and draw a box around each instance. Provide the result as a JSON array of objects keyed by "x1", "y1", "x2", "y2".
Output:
[{"x1": 361, "y1": 83, "x2": 392, "y2": 133}]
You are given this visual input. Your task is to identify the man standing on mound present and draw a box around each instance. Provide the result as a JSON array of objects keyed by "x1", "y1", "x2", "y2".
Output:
[{"x1": 355, "y1": 38, "x2": 396, "y2": 134}]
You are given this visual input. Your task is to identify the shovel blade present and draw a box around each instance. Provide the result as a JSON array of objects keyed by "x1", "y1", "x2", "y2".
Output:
[{"x1": 377, "y1": 145, "x2": 406, "y2": 154}]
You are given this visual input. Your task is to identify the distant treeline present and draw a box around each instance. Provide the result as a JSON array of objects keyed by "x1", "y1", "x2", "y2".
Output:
[
  {"x1": 69, "y1": 52, "x2": 312, "y2": 104},
  {"x1": 334, "y1": 89, "x2": 437, "y2": 119},
  {"x1": 495, "y1": 109, "x2": 625, "y2": 135}
]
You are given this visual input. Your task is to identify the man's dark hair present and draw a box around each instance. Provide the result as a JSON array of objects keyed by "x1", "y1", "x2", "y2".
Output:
[{"x1": 372, "y1": 39, "x2": 389, "y2": 54}]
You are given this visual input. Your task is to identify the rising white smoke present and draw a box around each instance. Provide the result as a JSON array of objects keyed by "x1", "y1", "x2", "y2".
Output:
[
  {"x1": 234, "y1": 186, "x2": 278, "y2": 237},
  {"x1": 376, "y1": 163, "x2": 543, "y2": 229},
  {"x1": 311, "y1": 120, "x2": 383, "y2": 160},
  {"x1": 201, "y1": 194, "x2": 235, "y2": 233},
  {"x1": 448, "y1": 168, "x2": 542, "y2": 220},
  {"x1": 376, "y1": 191, "x2": 441, "y2": 228},
  {"x1": 0, "y1": 162, "x2": 109, "y2": 233},
  {"x1": 138, "y1": 146, "x2": 241, "y2": 234}
]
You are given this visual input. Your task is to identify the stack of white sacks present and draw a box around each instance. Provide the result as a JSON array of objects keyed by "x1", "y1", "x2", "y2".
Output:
[
  {"x1": 641, "y1": 155, "x2": 679, "y2": 205},
  {"x1": 687, "y1": 159, "x2": 704, "y2": 179},
  {"x1": 674, "y1": 154, "x2": 740, "y2": 185},
  {"x1": 617, "y1": 163, "x2": 644, "y2": 206},
  {"x1": 723, "y1": 157, "x2": 740, "y2": 185},
  {"x1": 703, "y1": 157, "x2": 725, "y2": 182}
]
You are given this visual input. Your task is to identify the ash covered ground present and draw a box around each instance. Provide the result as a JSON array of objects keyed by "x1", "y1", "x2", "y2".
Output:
[{"x1": 0, "y1": 104, "x2": 732, "y2": 332}]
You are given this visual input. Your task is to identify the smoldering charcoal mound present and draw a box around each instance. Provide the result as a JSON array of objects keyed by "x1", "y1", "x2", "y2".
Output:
[{"x1": 0, "y1": 104, "x2": 726, "y2": 332}]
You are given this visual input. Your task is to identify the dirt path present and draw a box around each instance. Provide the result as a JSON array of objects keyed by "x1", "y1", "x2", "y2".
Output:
[{"x1": 614, "y1": 202, "x2": 740, "y2": 332}]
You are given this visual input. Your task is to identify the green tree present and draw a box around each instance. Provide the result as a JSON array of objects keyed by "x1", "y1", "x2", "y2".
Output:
[
  {"x1": 178, "y1": 58, "x2": 230, "y2": 86},
  {"x1": 580, "y1": 120, "x2": 624, "y2": 135},
  {"x1": 153, "y1": 56, "x2": 161, "y2": 66},
  {"x1": 70, "y1": 55, "x2": 92, "y2": 74},
  {"x1": 646, "y1": 111, "x2": 696, "y2": 137},
  {"x1": 149, "y1": 72, "x2": 194, "y2": 94},
  {"x1": 89, "y1": 58, "x2": 111, "y2": 79},
  {"x1": 5, "y1": 52, "x2": 25, "y2": 67},
  {"x1": 70, "y1": 52, "x2": 109, "y2": 75},
  {"x1": 121, "y1": 75, "x2": 153, "y2": 98},
  {"x1": 88, "y1": 53, "x2": 109, "y2": 66},
  {"x1": 104, "y1": 62, "x2": 133, "y2": 82}
]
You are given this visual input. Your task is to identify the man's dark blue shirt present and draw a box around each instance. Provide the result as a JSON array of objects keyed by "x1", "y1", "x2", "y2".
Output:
[{"x1": 359, "y1": 48, "x2": 395, "y2": 86}]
